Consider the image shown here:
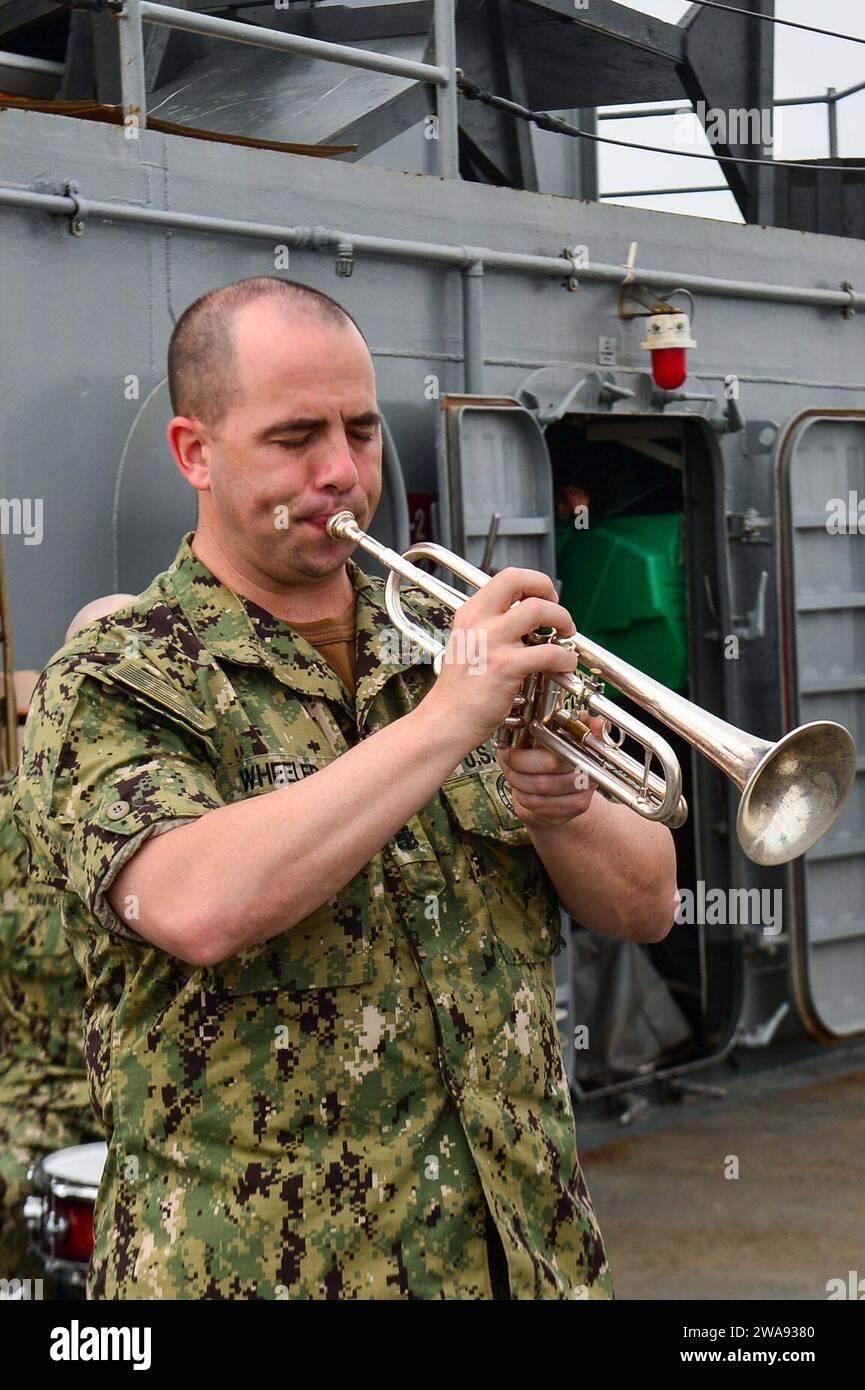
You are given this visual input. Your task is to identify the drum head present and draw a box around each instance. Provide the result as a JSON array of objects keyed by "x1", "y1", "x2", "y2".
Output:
[{"x1": 41, "y1": 1142, "x2": 107, "y2": 1191}]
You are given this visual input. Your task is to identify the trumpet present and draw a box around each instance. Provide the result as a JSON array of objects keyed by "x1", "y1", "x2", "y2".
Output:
[{"x1": 326, "y1": 511, "x2": 856, "y2": 867}]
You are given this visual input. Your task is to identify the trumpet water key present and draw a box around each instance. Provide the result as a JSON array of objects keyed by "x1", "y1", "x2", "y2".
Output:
[{"x1": 325, "y1": 511, "x2": 856, "y2": 867}]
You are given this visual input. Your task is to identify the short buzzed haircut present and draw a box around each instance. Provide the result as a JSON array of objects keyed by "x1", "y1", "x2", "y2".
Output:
[{"x1": 167, "y1": 276, "x2": 367, "y2": 431}]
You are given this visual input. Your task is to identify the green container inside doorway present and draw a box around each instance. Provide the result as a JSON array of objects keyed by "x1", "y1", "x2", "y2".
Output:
[{"x1": 556, "y1": 513, "x2": 688, "y2": 695}]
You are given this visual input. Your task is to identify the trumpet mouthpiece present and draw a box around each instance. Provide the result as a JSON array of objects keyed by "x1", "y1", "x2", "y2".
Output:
[{"x1": 325, "y1": 510, "x2": 358, "y2": 540}]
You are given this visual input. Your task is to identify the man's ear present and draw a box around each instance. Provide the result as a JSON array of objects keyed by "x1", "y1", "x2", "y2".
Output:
[{"x1": 166, "y1": 416, "x2": 213, "y2": 496}]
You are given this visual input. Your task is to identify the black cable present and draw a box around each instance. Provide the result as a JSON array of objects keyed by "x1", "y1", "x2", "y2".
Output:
[
  {"x1": 456, "y1": 78, "x2": 865, "y2": 174},
  {"x1": 682, "y1": 0, "x2": 865, "y2": 46}
]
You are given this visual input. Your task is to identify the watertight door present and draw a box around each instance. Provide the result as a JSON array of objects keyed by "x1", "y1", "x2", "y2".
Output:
[
  {"x1": 780, "y1": 411, "x2": 865, "y2": 1040},
  {"x1": 436, "y1": 396, "x2": 556, "y2": 576}
]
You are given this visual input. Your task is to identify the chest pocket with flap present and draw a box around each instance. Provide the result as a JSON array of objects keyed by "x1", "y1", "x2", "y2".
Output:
[
  {"x1": 190, "y1": 670, "x2": 375, "y2": 995},
  {"x1": 439, "y1": 763, "x2": 563, "y2": 965},
  {"x1": 205, "y1": 741, "x2": 375, "y2": 994}
]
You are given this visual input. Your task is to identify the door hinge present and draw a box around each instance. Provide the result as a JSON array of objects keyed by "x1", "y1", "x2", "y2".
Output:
[{"x1": 726, "y1": 509, "x2": 773, "y2": 545}]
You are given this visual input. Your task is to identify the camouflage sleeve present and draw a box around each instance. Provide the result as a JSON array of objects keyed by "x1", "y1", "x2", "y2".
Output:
[{"x1": 13, "y1": 657, "x2": 223, "y2": 940}]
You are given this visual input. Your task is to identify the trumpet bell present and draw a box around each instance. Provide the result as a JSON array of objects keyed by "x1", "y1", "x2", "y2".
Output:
[{"x1": 737, "y1": 721, "x2": 856, "y2": 867}]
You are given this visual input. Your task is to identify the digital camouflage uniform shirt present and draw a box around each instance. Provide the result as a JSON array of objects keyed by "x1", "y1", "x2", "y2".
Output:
[
  {"x1": 14, "y1": 533, "x2": 614, "y2": 1301},
  {"x1": 0, "y1": 768, "x2": 101, "y2": 1275}
]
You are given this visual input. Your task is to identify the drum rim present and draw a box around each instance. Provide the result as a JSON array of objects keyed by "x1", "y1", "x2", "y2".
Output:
[{"x1": 46, "y1": 1178, "x2": 100, "y2": 1202}]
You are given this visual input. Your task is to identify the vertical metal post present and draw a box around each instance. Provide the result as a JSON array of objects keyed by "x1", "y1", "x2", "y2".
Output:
[
  {"x1": 118, "y1": 0, "x2": 148, "y2": 134},
  {"x1": 433, "y1": 0, "x2": 459, "y2": 179},
  {"x1": 749, "y1": 0, "x2": 775, "y2": 227},
  {"x1": 576, "y1": 107, "x2": 599, "y2": 200},
  {"x1": 827, "y1": 88, "x2": 838, "y2": 159},
  {"x1": 461, "y1": 260, "x2": 484, "y2": 394}
]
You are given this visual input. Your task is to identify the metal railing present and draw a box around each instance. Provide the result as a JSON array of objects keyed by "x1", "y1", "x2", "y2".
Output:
[
  {"x1": 117, "y1": 0, "x2": 460, "y2": 177},
  {"x1": 596, "y1": 79, "x2": 865, "y2": 202}
]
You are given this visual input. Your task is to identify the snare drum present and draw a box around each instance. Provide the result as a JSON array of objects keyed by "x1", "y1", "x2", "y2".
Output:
[{"x1": 24, "y1": 1141, "x2": 107, "y2": 1297}]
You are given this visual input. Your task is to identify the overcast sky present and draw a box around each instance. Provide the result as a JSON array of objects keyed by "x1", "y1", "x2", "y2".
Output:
[{"x1": 599, "y1": 1, "x2": 865, "y2": 220}]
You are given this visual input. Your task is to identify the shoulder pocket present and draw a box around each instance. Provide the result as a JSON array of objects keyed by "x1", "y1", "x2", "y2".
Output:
[{"x1": 79, "y1": 659, "x2": 217, "y2": 756}]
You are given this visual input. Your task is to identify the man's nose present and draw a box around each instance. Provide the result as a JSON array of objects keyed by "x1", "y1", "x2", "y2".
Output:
[{"x1": 313, "y1": 431, "x2": 363, "y2": 491}]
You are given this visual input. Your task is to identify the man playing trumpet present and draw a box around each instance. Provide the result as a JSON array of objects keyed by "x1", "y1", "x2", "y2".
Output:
[{"x1": 16, "y1": 276, "x2": 677, "y2": 1300}]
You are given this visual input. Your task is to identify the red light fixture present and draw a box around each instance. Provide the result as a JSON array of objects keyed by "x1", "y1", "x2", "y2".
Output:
[{"x1": 640, "y1": 311, "x2": 697, "y2": 390}]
